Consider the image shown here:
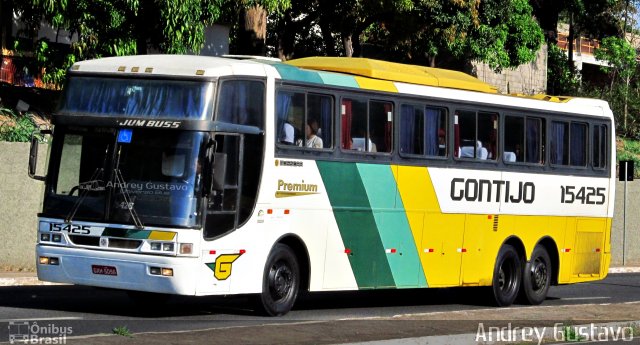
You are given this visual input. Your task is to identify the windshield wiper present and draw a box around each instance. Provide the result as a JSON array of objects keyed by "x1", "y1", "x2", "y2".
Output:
[
  {"x1": 65, "y1": 145, "x2": 110, "y2": 224},
  {"x1": 113, "y1": 168, "x2": 144, "y2": 229},
  {"x1": 65, "y1": 168, "x2": 104, "y2": 223},
  {"x1": 113, "y1": 146, "x2": 144, "y2": 229}
]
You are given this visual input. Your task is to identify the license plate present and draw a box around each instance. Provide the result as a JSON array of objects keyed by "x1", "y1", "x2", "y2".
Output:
[{"x1": 91, "y1": 265, "x2": 117, "y2": 276}]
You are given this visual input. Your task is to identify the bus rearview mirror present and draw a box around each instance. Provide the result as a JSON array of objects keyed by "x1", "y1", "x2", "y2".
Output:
[{"x1": 28, "y1": 129, "x2": 50, "y2": 181}]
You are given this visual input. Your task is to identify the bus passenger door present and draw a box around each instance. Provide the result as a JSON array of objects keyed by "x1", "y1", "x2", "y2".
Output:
[{"x1": 204, "y1": 133, "x2": 244, "y2": 239}]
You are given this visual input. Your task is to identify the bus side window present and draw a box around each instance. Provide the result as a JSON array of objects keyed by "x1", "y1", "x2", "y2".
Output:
[
  {"x1": 593, "y1": 124, "x2": 607, "y2": 169},
  {"x1": 550, "y1": 121, "x2": 587, "y2": 167},
  {"x1": 400, "y1": 104, "x2": 446, "y2": 157},
  {"x1": 342, "y1": 98, "x2": 367, "y2": 151},
  {"x1": 455, "y1": 110, "x2": 497, "y2": 160},
  {"x1": 277, "y1": 91, "x2": 332, "y2": 150},
  {"x1": 307, "y1": 94, "x2": 333, "y2": 149},
  {"x1": 276, "y1": 91, "x2": 305, "y2": 145},
  {"x1": 504, "y1": 116, "x2": 545, "y2": 164},
  {"x1": 217, "y1": 80, "x2": 265, "y2": 128},
  {"x1": 341, "y1": 98, "x2": 392, "y2": 153}
]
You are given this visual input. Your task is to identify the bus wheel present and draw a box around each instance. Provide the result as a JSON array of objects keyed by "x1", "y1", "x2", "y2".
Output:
[
  {"x1": 519, "y1": 245, "x2": 552, "y2": 305},
  {"x1": 254, "y1": 244, "x2": 300, "y2": 316},
  {"x1": 491, "y1": 244, "x2": 522, "y2": 307}
]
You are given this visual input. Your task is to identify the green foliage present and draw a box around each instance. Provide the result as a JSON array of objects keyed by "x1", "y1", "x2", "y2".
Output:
[
  {"x1": 561, "y1": 325, "x2": 585, "y2": 342},
  {"x1": 595, "y1": 36, "x2": 638, "y2": 82},
  {"x1": 468, "y1": 0, "x2": 544, "y2": 71},
  {"x1": 14, "y1": 0, "x2": 230, "y2": 87},
  {"x1": 547, "y1": 44, "x2": 580, "y2": 96},
  {"x1": 112, "y1": 325, "x2": 133, "y2": 337},
  {"x1": 35, "y1": 39, "x2": 76, "y2": 87},
  {"x1": 270, "y1": 0, "x2": 543, "y2": 70},
  {"x1": 0, "y1": 108, "x2": 39, "y2": 142},
  {"x1": 617, "y1": 138, "x2": 640, "y2": 174}
]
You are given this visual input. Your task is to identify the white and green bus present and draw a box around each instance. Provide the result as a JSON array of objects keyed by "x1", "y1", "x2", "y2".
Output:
[{"x1": 29, "y1": 55, "x2": 615, "y2": 316}]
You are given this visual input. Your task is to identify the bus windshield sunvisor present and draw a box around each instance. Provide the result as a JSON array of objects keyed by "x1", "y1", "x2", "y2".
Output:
[{"x1": 59, "y1": 77, "x2": 213, "y2": 120}]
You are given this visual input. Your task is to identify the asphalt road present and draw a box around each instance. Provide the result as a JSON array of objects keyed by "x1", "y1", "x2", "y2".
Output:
[{"x1": 0, "y1": 273, "x2": 639, "y2": 344}]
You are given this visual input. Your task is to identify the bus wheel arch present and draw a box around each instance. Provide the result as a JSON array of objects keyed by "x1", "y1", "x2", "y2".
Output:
[
  {"x1": 253, "y1": 235, "x2": 310, "y2": 316},
  {"x1": 491, "y1": 237, "x2": 525, "y2": 307},
  {"x1": 276, "y1": 234, "x2": 311, "y2": 293},
  {"x1": 534, "y1": 237, "x2": 559, "y2": 286},
  {"x1": 518, "y1": 237, "x2": 557, "y2": 305}
]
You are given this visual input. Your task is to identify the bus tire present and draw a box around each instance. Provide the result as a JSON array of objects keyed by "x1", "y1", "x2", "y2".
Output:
[
  {"x1": 519, "y1": 245, "x2": 552, "y2": 305},
  {"x1": 253, "y1": 243, "x2": 300, "y2": 316},
  {"x1": 491, "y1": 244, "x2": 522, "y2": 307}
]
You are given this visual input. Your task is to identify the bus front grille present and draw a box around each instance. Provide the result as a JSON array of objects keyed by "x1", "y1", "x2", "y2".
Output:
[
  {"x1": 69, "y1": 235, "x2": 100, "y2": 246},
  {"x1": 69, "y1": 236, "x2": 142, "y2": 250}
]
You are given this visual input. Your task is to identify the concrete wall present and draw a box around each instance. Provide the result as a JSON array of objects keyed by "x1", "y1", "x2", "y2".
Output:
[
  {"x1": 0, "y1": 141, "x2": 638, "y2": 270},
  {"x1": 472, "y1": 44, "x2": 548, "y2": 95},
  {"x1": 0, "y1": 142, "x2": 47, "y2": 271},
  {"x1": 611, "y1": 181, "x2": 640, "y2": 266}
]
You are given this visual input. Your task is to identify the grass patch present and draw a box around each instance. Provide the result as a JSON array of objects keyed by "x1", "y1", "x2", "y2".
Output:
[
  {"x1": 617, "y1": 137, "x2": 640, "y2": 177},
  {"x1": 112, "y1": 325, "x2": 133, "y2": 337}
]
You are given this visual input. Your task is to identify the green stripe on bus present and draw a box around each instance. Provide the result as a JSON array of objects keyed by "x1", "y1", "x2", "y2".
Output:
[
  {"x1": 356, "y1": 164, "x2": 427, "y2": 288},
  {"x1": 101, "y1": 228, "x2": 150, "y2": 239},
  {"x1": 318, "y1": 71, "x2": 360, "y2": 89},
  {"x1": 317, "y1": 161, "x2": 396, "y2": 289},
  {"x1": 272, "y1": 64, "x2": 324, "y2": 84}
]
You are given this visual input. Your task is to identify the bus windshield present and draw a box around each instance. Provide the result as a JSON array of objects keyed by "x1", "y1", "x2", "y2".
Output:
[
  {"x1": 43, "y1": 128, "x2": 208, "y2": 228},
  {"x1": 59, "y1": 77, "x2": 214, "y2": 120}
]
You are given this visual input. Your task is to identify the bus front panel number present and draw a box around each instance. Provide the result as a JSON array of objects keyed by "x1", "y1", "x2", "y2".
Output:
[
  {"x1": 49, "y1": 223, "x2": 91, "y2": 235},
  {"x1": 560, "y1": 186, "x2": 605, "y2": 205}
]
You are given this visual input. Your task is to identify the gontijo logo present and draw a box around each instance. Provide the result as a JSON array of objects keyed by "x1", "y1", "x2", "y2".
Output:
[{"x1": 205, "y1": 253, "x2": 243, "y2": 280}]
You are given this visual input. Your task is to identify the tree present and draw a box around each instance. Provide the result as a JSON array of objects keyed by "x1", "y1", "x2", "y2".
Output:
[
  {"x1": 595, "y1": 36, "x2": 637, "y2": 133},
  {"x1": 267, "y1": 0, "x2": 412, "y2": 60},
  {"x1": 362, "y1": 0, "x2": 544, "y2": 71},
  {"x1": 230, "y1": 0, "x2": 291, "y2": 55},
  {"x1": 13, "y1": 0, "x2": 226, "y2": 86}
]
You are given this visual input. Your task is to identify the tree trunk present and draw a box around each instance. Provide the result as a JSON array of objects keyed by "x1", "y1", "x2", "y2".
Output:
[
  {"x1": 237, "y1": 4, "x2": 267, "y2": 56},
  {"x1": 530, "y1": 0, "x2": 560, "y2": 44},
  {"x1": 567, "y1": 12, "x2": 574, "y2": 71},
  {"x1": 428, "y1": 55, "x2": 436, "y2": 67},
  {"x1": 319, "y1": 20, "x2": 336, "y2": 56},
  {"x1": 625, "y1": 76, "x2": 630, "y2": 132},
  {"x1": 342, "y1": 33, "x2": 353, "y2": 57}
]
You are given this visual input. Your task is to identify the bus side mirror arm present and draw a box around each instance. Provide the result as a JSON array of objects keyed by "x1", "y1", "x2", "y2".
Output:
[{"x1": 28, "y1": 128, "x2": 51, "y2": 181}]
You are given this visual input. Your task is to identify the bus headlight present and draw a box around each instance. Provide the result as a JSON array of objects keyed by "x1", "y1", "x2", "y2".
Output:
[
  {"x1": 179, "y1": 243, "x2": 193, "y2": 255},
  {"x1": 40, "y1": 233, "x2": 51, "y2": 242},
  {"x1": 162, "y1": 243, "x2": 174, "y2": 252},
  {"x1": 150, "y1": 242, "x2": 162, "y2": 251}
]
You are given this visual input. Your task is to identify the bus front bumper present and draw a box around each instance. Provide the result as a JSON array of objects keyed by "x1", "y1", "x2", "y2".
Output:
[{"x1": 36, "y1": 244, "x2": 200, "y2": 295}]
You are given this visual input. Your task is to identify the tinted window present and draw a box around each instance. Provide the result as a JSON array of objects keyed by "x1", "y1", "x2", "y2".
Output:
[
  {"x1": 455, "y1": 110, "x2": 497, "y2": 160},
  {"x1": 504, "y1": 116, "x2": 545, "y2": 164},
  {"x1": 276, "y1": 91, "x2": 333, "y2": 149},
  {"x1": 60, "y1": 77, "x2": 213, "y2": 119},
  {"x1": 217, "y1": 80, "x2": 265, "y2": 128},
  {"x1": 400, "y1": 104, "x2": 447, "y2": 157},
  {"x1": 550, "y1": 121, "x2": 587, "y2": 167},
  {"x1": 342, "y1": 98, "x2": 393, "y2": 153},
  {"x1": 593, "y1": 124, "x2": 607, "y2": 169}
]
